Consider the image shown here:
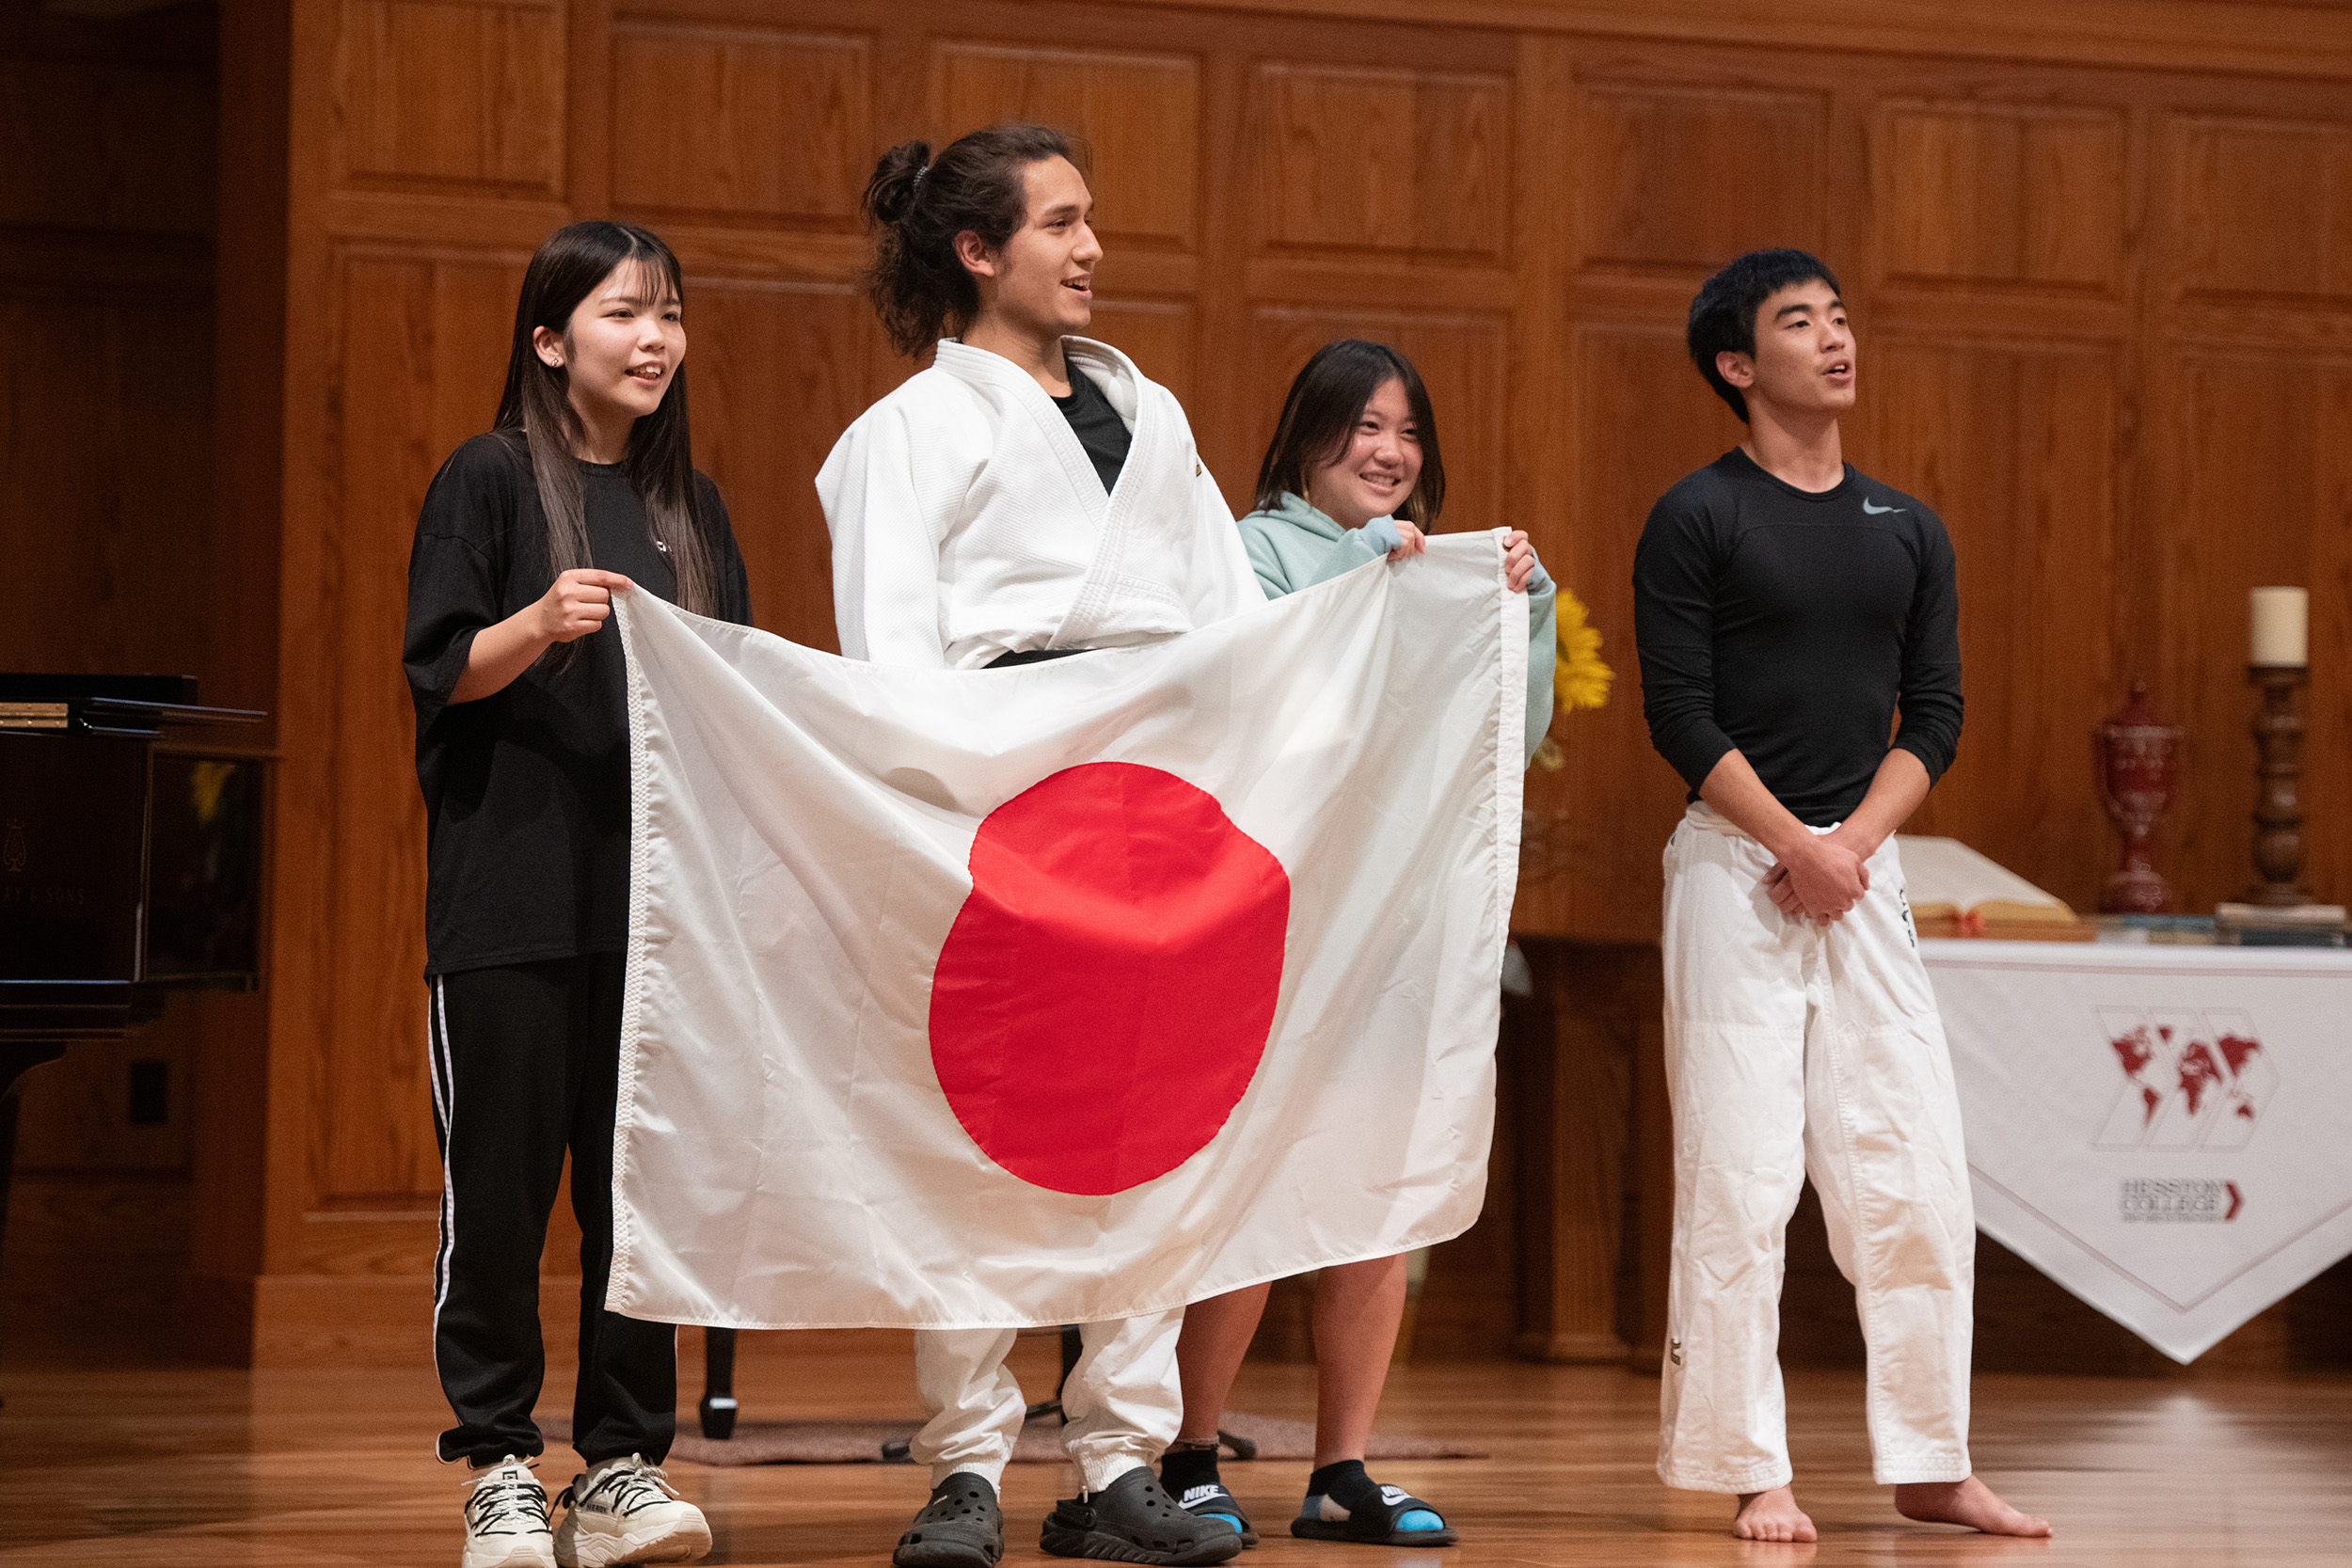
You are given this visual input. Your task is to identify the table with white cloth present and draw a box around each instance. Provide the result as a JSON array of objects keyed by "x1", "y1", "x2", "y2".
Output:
[{"x1": 1926, "y1": 939, "x2": 2352, "y2": 1362}]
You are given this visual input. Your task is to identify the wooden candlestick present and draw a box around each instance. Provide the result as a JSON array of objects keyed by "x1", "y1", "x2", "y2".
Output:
[{"x1": 2247, "y1": 664, "x2": 2309, "y2": 907}]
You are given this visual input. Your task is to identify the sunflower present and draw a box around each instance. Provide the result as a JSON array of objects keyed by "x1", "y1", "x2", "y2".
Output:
[
  {"x1": 1531, "y1": 587, "x2": 1612, "y2": 771},
  {"x1": 1553, "y1": 587, "x2": 1613, "y2": 713}
]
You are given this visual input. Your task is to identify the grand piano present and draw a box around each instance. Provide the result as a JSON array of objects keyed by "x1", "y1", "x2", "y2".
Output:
[{"x1": 0, "y1": 674, "x2": 267, "y2": 1333}]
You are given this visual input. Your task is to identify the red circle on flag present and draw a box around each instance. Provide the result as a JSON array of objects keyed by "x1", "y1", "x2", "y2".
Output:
[{"x1": 928, "y1": 762, "x2": 1290, "y2": 1196}]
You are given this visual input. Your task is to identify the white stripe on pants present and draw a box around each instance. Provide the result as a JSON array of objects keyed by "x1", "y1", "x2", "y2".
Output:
[
  {"x1": 1658, "y1": 804, "x2": 1974, "y2": 1493},
  {"x1": 913, "y1": 1312, "x2": 1183, "y2": 1493}
]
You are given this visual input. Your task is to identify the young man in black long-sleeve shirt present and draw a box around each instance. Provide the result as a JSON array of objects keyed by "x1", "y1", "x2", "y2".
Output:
[{"x1": 1632, "y1": 250, "x2": 2049, "y2": 1544}]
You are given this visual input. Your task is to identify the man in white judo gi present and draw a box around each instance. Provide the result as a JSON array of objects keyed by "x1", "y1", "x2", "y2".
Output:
[
  {"x1": 1633, "y1": 248, "x2": 2051, "y2": 1544},
  {"x1": 818, "y1": 124, "x2": 1256, "y2": 1568}
]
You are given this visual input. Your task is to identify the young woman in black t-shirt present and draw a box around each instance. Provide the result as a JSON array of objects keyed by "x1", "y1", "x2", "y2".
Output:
[{"x1": 402, "y1": 220, "x2": 748, "y2": 1568}]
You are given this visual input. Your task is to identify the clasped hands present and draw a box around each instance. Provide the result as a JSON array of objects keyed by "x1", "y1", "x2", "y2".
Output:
[
  {"x1": 1381, "y1": 521, "x2": 1540, "y2": 593},
  {"x1": 1763, "y1": 828, "x2": 1875, "y2": 924}
]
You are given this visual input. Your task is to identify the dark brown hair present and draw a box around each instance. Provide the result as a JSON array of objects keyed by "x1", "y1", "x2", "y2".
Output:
[
  {"x1": 1252, "y1": 340, "x2": 1446, "y2": 527},
  {"x1": 491, "y1": 220, "x2": 721, "y2": 651},
  {"x1": 859, "y1": 123, "x2": 1081, "y2": 356}
]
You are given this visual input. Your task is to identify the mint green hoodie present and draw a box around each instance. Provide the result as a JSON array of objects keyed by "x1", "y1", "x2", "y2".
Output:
[{"x1": 1237, "y1": 491, "x2": 1558, "y2": 764}]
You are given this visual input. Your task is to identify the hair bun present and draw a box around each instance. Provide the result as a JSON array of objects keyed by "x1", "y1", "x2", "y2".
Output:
[{"x1": 864, "y1": 140, "x2": 933, "y2": 227}]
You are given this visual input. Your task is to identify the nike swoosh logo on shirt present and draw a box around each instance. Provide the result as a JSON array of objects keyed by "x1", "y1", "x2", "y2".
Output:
[{"x1": 1861, "y1": 499, "x2": 1904, "y2": 515}]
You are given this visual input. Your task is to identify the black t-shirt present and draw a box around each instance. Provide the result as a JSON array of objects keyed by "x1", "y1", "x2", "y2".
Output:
[
  {"x1": 403, "y1": 433, "x2": 752, "y2": 976},
  {"x1": 1631, "y1": 448, "x2": 1962, "y2": 826},
  {"x1": 1053, "y1": 355, "x2": 1132, "y2": 494}
]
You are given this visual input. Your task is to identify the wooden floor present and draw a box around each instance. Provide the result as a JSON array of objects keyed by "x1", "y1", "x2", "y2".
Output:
[{"x1": 2, "y1": 1337, "x2": 2347, "y2": 1566}]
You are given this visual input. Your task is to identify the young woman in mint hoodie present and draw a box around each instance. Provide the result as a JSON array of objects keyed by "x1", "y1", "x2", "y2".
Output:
[{"x1": 1160, "y1": 339, "x2": 1554, "y2": 1548}]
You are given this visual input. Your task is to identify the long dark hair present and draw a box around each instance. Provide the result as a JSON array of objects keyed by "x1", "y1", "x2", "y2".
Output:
[
  {"x1": 491, "y1": 221, "x2": 721, "y2": 636},
  {"x1": 859, "y1": 123, "x2": 1080, "y2": 356},
  {"x1": 1252, "y1": 340, "x2": 1446, "y2": 527}
]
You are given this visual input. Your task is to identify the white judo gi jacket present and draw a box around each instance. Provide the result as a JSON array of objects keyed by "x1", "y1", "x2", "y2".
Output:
[{"x1": 817, "y1": 337, "x2": 1263, "y2": 670}]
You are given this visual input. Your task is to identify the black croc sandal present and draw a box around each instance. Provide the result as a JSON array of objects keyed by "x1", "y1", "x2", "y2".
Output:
[
  {"x1": 1291, "y1": 1482, "x2": 1458, "y2": 1547},
  {"x1": 896, "y1": 1472, "x2": 1005, "y2": 1568},
  {"x1": 1170, "y1": 1481, "x2": 1258, "y2": 1549},
  {"x1": 1041, "y1": 1468, "x2": 1245, "y2": 1565}
]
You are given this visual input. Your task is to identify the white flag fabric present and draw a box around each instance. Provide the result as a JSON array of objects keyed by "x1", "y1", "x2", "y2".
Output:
[
  {"x1": 1929, "y1": 940, "x2": 2352, "y2": 1361},
  {"x1": 605, "y1": 534, "x2": 1525, "y2": 1330}
]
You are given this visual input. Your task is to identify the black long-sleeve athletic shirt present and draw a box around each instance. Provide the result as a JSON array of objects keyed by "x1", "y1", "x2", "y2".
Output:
[
  {"x1": 1631, "y1": 448, "x2": 1962, "y2": 827},
  {"x1": 404, "y1": 434, "x2": 752, "y2": 976}
]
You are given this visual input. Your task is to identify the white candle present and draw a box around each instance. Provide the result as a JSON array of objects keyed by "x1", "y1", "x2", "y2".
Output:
[{"x1": 2249, "y1": 586, "x2": 2308, "y2": 667}]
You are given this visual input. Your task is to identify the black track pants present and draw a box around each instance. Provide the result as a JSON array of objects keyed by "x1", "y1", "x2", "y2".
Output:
[{"x1": 427, "y1": 954, "x2": 676, "y2": 1466}]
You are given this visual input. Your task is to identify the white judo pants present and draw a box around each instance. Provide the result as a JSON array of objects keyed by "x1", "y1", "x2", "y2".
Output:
[
  {"x1": 1658, "y1": 804, "x2": 1974, "y2": 1493},
  {"x1": 913, "y1": 1313, "x2": 1182, "y2": 1493}
]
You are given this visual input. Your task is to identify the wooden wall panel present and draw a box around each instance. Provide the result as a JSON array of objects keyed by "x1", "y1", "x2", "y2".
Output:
[
  {"x1": 0, "y1": 58, "x2": 213, "y2": 234},
  {"x1": 316, "y1": 251, "x2": 519, "y2": 1205},
  {"x1": 932, "y1": 43, "x2": 1200, "y2": 250},
  {"x1": 2171, "y1": 115, "x2": 2352, "y2": 300},
  {"x1": 1878, "y1": 103, "x2": 2125, "y2": 293},
  {"x1": 0, "y1": 0, "x2": 230, "y2": 1365},
  {"x1": 335, "y1": 0, "x2": 564, "y2": 196},
  {"x1": 1088, "y1": 297, "x2": 1198, "y2": 410},
  {"x1": 0, "y1": 8, "x2": 217, "y2": 683},
  {"x1": 612, "y1": 23, "x2": 869, "y2": 228},
  {"x1": 1846, "y1": 340, "x2": 2120, "y2": 911},
  {"x1": 687, "y1": 279, "x2": 877, "y2": 653},
  {"x1": 2156, "y1": 355, "x2": 2352, "y2": 912},
  {"x1": 1250, "y1": 62, "x2": 1509, "y2": 261},
  {"x1": 1576, "y1": 83, "x2": 1828, "y2": 272},
  {"x1": 1, "y1": 299, "x2": 215, "y2": 678},
  {"x1": 1520, "y1": 326, "x2": 1740, "y2": 937}
]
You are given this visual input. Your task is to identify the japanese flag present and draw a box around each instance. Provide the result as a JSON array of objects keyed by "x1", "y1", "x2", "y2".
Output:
[{"x1": 607, "y1": 534, "x2": 1525, "y2": 1329}]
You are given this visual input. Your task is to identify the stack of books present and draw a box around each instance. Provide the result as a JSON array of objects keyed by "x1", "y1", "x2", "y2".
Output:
[
  {"x1": 2213, "y1": 903, "x2": 2348, "y2": 947},
  {"x1": 2088, "y1": 913, "x2": 2217, "y2": 944}
]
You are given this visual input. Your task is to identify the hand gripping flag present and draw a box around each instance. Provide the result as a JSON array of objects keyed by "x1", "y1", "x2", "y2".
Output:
[{"x1": 607, "y1": 533, "x2": 1525, "y2": 1330}]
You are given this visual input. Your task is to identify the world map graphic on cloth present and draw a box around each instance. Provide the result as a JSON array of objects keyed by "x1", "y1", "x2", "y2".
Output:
[{"x1": 2095, "y1": 1006, "x2": 2276, "y2": 1152}]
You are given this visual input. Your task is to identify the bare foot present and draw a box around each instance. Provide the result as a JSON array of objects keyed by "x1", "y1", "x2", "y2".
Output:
[
  {"x1": 1734, "y1": 1485, "x2": 1819, "y2": 1543},
  {"x1": 1895, "y1": 1476, "x2": 2052, "y2": 1537}
]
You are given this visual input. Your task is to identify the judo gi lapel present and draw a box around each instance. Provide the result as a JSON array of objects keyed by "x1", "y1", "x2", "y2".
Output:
[
  {"x1": 930, "y1": 336, "x2": 1190, "y2": 650},
  {"x1": 932, "y1": 337, "x2": 1110, "y2": 525},
  {"x1": 1054, "y1": 336, "x2": 1186, "y2": 646}
]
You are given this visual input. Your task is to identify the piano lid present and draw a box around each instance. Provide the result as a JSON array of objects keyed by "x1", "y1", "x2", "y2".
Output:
[{"x1": 0, "y1": 674, "x2": 262, "y2": 738}]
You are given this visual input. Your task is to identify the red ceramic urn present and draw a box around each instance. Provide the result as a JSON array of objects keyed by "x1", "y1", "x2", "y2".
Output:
[{"x1": 2092, "y1": 678, "x2": 2184, "y2": 914}]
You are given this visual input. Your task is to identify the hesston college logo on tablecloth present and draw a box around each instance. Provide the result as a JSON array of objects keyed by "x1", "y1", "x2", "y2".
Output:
[{"x1": 2094, "y1": 1006, "x2": 2279, "y2": 1227}]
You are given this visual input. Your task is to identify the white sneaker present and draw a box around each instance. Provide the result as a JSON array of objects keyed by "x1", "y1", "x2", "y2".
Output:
[
  {"x1": 462, "y1": 1456, "x2": 556, "y2": 1568},
  {"x1": 553, "y1": 1454, "x2": 710, "y2": 1567}
]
